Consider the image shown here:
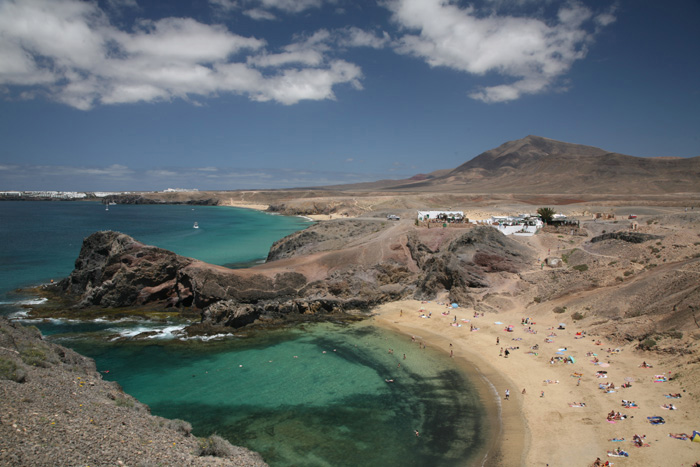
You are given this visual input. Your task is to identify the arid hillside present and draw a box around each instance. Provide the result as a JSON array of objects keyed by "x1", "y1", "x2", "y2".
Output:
[
  {"x1": 110, "y1": 135, "x2": 700, "y2": 218},
  {"x1": 372, "y1": 135, "x2": 700, "y2": 194}
]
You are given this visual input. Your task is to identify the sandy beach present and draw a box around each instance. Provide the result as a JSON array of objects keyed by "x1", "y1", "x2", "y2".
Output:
[
  {"x1": 221, "y1": 199, "x2": 700, "y2": 465},
  {"x1": 371, "y1": 299, "x2": 699, "y2": 466}
]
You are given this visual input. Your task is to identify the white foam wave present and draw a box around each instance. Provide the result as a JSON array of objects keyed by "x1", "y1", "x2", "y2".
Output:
[
  {"x1": 17, "y1": 298, "x2": 49, "y2": 306},
  {"x1": 108, "y1": 323, "x2": 188, "y2": 340},
  {"x1": 178, "y1": 333, "x2": 231, "y2": 342},
  {"x1": 11, "y1": 311, "x2": 32, "y2": 319},
  {"x1": 147, "y1": 324, "x2": 188, "y2": 339}
]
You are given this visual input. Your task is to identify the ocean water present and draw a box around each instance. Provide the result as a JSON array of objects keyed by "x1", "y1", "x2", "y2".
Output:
[
  {"x1": 0, "y1": 200, "x2": 311, "y2": 300},
  {"x1": 0, "y1": 201, "x2": 487, "y2": 466}
]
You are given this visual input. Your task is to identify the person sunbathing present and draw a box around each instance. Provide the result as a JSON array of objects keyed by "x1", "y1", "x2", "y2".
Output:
[
  {"x1": 607, "y1": 447, "x2": 628, "y2": 457},
  {"x1": 669, "y1": 433, "x2": 689, "y2": 440},
  {"x1": 661, "y1": 404, "x2": 676, "y2": 410},
  {"x1": 666, "y1": 393, "x2": 681, "y2": 398}
]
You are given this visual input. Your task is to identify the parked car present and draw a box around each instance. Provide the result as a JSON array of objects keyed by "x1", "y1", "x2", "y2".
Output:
[{"x1": 387, "y1": 215, "x2": 400, "y2": 221}]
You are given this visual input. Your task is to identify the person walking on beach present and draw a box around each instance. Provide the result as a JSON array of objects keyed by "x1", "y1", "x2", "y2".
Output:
[{"x1": 505, "y1": 389, "x2": 510, "y2": 400}]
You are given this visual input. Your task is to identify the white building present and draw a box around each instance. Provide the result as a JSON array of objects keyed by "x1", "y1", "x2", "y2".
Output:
[
  {"x1": 487, "y1": 214, "x2": 543, "y2": 236},
  {"x1": 417, "y1": 210, "x2": 464, "y2": 222}
]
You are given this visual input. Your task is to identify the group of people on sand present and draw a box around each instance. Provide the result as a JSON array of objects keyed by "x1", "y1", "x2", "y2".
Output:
[
  {"x1": 632, "y1": 433, "x2": 646, "y2": 447},
  {"x1": 606, "y1": 410, "x2": 627, "y2": 421},
  {"x1": 600, "y1": 381, "x2": 616, "y2": 392}
]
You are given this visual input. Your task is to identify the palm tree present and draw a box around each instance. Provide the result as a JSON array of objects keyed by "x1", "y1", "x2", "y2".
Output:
[{"x1": 537, "y1": 207, "x2": 556, "y2": 224}]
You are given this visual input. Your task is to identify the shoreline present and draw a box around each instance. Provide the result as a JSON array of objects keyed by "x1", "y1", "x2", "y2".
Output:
[
  {"x1": 369, "y1": 299, "x2": 698, "y2": 466},
  {"x1": 371, "y1": 301, "x2": 527, "y2": 467}
]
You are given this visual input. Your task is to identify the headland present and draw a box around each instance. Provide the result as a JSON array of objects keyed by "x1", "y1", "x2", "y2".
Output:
[{"x1": 7, "y1": 135, "x2": 700, "y2": 465}]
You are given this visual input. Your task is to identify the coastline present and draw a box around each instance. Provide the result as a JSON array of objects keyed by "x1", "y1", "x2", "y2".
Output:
[
  {"x1": 371, "y1": 300, "x2": 527, "y2": 467},
  {"x1": 370, "y1": 299, "x2": 699, "y2": 466}
]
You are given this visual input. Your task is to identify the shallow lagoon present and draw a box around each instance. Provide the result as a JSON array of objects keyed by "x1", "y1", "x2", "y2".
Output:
[
  {"x1": 59, "y1": 321, "x2": 487, "y2": 467},
  {"x1": 1, "y1": 201, "x2": 488, "y2": 466}
]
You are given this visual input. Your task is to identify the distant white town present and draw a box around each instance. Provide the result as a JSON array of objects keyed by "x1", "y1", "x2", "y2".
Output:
[{"x1": 0, "y1": 188, "x2": 198, "y2": 199}]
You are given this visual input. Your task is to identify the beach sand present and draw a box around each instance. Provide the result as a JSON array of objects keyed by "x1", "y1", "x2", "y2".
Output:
[
  {"x1": 218, "y1": 200, "x2": 270, "y2": 211},
  {"x1": 371, "y1": 299, "x2": 699, "y2": 466}
]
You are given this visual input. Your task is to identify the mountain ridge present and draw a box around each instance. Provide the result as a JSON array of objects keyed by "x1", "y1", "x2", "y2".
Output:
[{"x1": 325, "y1": 135, "x2": 700, "y2": 194}]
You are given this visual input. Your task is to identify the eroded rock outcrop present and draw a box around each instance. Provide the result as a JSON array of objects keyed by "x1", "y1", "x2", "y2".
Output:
[
  {"x1": 409, "y1": 227, "x2": 533, "y2": 304},
  {"x1": 62, "y1": 231, "x2": 192, "y2": 308},
  {"x1": 56, "y1": 224, "x2": 533, "y2": 332}
]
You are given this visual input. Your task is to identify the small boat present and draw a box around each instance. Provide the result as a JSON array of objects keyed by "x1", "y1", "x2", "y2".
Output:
[
  {"x1": 628, "y1": 214, "x2": 637, "y2": 219},
  {"x1": 108, "y1": 201, "x2": 117, "y2": 206},
  {"x1": 105, "y1": 205, "x2": 109, "y2": 211},
  {"x1": 193, "y1": 222, "x2": 199, "y2": 229}
]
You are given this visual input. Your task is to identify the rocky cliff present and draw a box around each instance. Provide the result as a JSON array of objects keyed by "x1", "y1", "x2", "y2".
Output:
[{"x1": 52, "y1": 222, "x2": 533, "y2": 333}]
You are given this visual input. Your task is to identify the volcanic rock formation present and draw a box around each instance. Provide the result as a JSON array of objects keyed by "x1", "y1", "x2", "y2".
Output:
[{"x1": 56, "y1": 222, "x2": 533, "y2": 332}]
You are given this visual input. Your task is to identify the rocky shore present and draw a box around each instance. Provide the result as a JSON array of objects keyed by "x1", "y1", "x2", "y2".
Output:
[
  {"x1": 9, "y1": 200, "x2": 700, "y2": 466},
  {"x1": 0, "y1": 317, "x2": 267, "y2": 466},
  {"x1": 40, "y1": 221, "x2": 533, "y2": 336}
]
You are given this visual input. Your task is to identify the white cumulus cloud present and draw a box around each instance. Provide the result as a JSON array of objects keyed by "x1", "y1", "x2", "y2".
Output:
[
  {"x1": 385, "y1": 0, "x2": 614, "y2": 103},
  {"x1": 0, "y1": 0, "x2": 363, "y2": 109},
  {"x1": 243, "y1": 8, "x2": 278, "y2": 21}
]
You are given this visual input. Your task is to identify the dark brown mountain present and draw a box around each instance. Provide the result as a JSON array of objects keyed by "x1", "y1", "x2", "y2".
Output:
[{"x1": 329, "y1": 135, "x2": 700, "y2": 194}]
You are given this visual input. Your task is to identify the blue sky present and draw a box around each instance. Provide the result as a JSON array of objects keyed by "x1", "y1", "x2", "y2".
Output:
[{"x1": 0, "y1": 0, "x2": 698, "y2": 191}]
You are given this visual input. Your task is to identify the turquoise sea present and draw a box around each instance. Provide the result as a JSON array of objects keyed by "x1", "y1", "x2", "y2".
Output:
[{"x1": 0, "y1": 201, "x2": 488, "y2": 466}]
